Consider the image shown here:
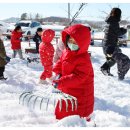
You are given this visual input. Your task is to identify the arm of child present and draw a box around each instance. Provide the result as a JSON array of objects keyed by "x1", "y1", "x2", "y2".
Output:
[
  {"x1": 53, "y1": 58, "x2": 62, "y2": 75},
  {"x1": 54, "y1": 60, "x2": 93, "y2": 89}
]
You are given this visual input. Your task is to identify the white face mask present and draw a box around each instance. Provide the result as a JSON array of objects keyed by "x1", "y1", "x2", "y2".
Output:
[{"x1": 68, "y1": 43, "x2": 79, "y2": 51}]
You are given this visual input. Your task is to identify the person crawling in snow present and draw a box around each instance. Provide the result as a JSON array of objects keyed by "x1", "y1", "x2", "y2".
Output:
[
  {"x1": 52, "y1": 24, "x2": 94, "y2": 121},
  {"x1": 39, "y1": 29, "x2": 55, "y2": 84}
]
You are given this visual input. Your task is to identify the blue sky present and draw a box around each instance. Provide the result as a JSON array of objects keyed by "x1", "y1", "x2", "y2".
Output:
[{"x1": 0, "y1": 3, "x2": 130, "y2": 21}]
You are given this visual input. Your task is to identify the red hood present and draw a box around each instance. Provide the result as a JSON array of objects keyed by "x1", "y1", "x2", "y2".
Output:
[
  {"x1": 62, "y1": 24, "x2": 91, "y2": 54},
  {"x1": 41, "y1": 29, "x2": 55, "y2": 43}
]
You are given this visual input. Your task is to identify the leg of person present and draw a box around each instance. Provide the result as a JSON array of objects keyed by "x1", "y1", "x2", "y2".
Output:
[
  {"x1": 107, "y1": 57, "x2": 116, "y2": 68},
  {"x1": 46, "y1": 66, "x2": 53, "y2": 78},
  {"x1": 101, "y1": 58, "x2": 115, "y2": 76},
  {"x1": 36, "y1": 43, "x2": 39, "y2": 53},
  {"x1": 45, "y1": 65, "x2": 53, "y2": 83},
  {"x1": 0, "y1": 66, "x2": 7, "y2": 80},
  {"x1": 18, "y1": 49, "x2": 24, "y2": 59},
  {"x1": 101, "y1": 46, "x2": 113, "y2": 75},
  {"x1": 0, "y1": 67, "x2": 4, "y2": 77},
  {"x1": 90, "y1": 40, "x2": 94, "y2": 45},
  {"x1": 106, "y1": 58, "x2": 116, "y2": 76},
  {"x1": 39, "y1": 68, "x2": 48, "y2": 84},
  {"x1": 101, "y1": 62, "x2": 110, "y2": 75},
  {"x1": 117, "y1": 61, "x2": 130, "y2": 80},
  {"x1": 12, "y1": 50, "x2": 17, "y2": 58}
]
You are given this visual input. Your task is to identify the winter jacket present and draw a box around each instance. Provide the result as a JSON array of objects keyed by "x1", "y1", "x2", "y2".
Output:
[
  {"x1": 53, "y1": 38, "x2": 65, "y2": 63},
  {"x1": 39, "y1": 29, "x2": 55, "y2": 79},
  {"x1": 33, "y1": 33, "x2": 41, "y2": 53},
  {"x1": 11, "y1": 31, "x2": 22, "y2": 50},
  {"x1": 0, "y1": 39, "x2": 6, "y2": 67},
  {"x1": 103, "y1": 16, "x2": 127, "y2": 55},
  {"x1": 53, "y1": 24, "x2": 94, "y2": 120}
]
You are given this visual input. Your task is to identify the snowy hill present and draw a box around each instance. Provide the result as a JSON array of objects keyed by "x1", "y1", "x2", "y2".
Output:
[
  {"x1": 0, "y1": 39, "x2": 130, "y2": 127},
  {"x1": 2, "y1": 17, "x2": 20, "y2": 23}
]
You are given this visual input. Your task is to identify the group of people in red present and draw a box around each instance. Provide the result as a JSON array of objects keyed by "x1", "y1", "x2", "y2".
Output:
[
  {"x1": 0, "y1": 23, "x2": 94, "y2": 122},
  {"x1": 38, "y1": 24, "x2": 94, "y2": 121}
]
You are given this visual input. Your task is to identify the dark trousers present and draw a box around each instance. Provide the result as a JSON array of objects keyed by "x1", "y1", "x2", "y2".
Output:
[
  {"x1": 36, "y1": 43, "x2": 39, "y2": 53},
  {"x1": 0, "y1": 66, "x2": 5, "y2": 77},
  {"x1": 105, "y1": 56, "x2": 116, "y2": 67},
  {"x1": 101, "y1": 56, "x2": 116, "y2": 73},
  {"x1": 101, "y1": 45, "x2": 116, "y2": 72}
]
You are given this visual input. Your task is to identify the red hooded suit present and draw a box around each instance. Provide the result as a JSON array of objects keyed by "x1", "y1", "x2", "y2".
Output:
[
  {"x1": 53, "y1": 24, "x2": 94, "y2": 120},
  {"x1": 11, "y1": 31, "x2": 22, "y2": 50},
  {"x1": 39, "y1": 29, "x2": 55, "y2": 80}
]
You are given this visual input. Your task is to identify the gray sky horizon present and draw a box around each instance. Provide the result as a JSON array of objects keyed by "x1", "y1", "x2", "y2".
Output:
[{"x1": 0, "y1": 3, "x2": 130, "y2": 21}]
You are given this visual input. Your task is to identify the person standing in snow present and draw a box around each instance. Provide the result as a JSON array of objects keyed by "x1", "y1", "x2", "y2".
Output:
[
  {"x1": 53, "y1": 26, "x2": 69, "y2": 63},
  {"x1": 101, "y1": 8, "x2": 127, "y2": 76},
  {"x1": 39, "y1": 29, "x2": 55, "y2": 84},
  {"x1": 53, "y1": 37, "x2": 65, "y2": 63},
  {"x1": 11, "y1": 25, "x2": 24, "y2": 59},
  {"x1": 52, "y1": 24, "x2": 94, "y2": 121},
  {"x1": 33, "y1": 27, "x2": 43, "y2": 53},
  {"x1": 0, "y1": 30, "x2": 7, "y2": 80}
]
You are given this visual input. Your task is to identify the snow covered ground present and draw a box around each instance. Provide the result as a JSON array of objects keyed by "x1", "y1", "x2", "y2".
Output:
[{"x1": 0, "y1": 39, "x2": 130, "y2": 127}]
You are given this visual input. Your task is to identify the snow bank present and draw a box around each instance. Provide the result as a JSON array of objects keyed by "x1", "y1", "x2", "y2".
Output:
[{"x1": 0, "y1": 38, "x2": 130, "y2": 127}]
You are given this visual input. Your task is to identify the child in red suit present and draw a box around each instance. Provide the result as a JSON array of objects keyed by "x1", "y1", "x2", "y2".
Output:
[
  {"x1": 53, "y1": 24, "x2": 94, "y2": 121},
  {"x1": 39, "y1": 29, "x2": 55, "y2": 84},
  {"x1": 11, "y1": 25, "x2": 23, "y2": 59}
]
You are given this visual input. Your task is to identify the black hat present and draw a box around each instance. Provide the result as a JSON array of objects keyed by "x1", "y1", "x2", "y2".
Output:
[
  {"x1": 110, "y1": 8, "x2": 122, "y2": 21},
  {"x1": 37, "y1": 28, "x2": 42, "y2": 32},
  {"x1": 14, "y1": 25, "x2": 21, "y2": 31}
]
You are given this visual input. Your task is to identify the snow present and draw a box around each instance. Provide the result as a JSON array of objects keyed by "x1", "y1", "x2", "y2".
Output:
[
  {"x1": 42, "y1": 25, "x2": 65, "y2": 30},
  {"x1": 53, "y1": 115, "x2": 87, "y2": 127},
  {"x1": 0, "y1": 35, "x2": 130, "y2": 127},
  {"x1": 42, "y1": 25, "x2": 65, "y2": 36}
]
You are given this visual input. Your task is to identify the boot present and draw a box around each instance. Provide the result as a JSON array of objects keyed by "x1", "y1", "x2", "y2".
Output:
[
  {"x1": 0, "y1": 76, "x2": 7, "y2": 80},
  {"x1": 100, "y1": 67, "x2": 108, "y2": 75},
  {"x1": 101, "y1": 62, "x2": 110, "y2": 75},
  {"x1": 118, "y1": 73, "x2": 124, "y2": 80},
  {"x1": 101, "y1": 64, "x2": 113, "y2": 76},
  {"x1": 39, "y1": 79, "x2": 48, "y2": 84},
  {"x1": 107, "y1": 68, "x2": 114, "y2": 76}
]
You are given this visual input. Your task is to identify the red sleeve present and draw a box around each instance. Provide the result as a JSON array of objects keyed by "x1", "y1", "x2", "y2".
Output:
[{"x1": 53, "y1": 57, "x2": 62, "y2": 75}]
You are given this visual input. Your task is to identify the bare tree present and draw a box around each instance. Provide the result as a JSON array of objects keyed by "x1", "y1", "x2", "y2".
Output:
[
  {"x1": 29, "y1": 13, "x2": 33, "y2": 20},
  {"x1": 21, "y1": 13, "x2": 28, "y2": 20}
]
